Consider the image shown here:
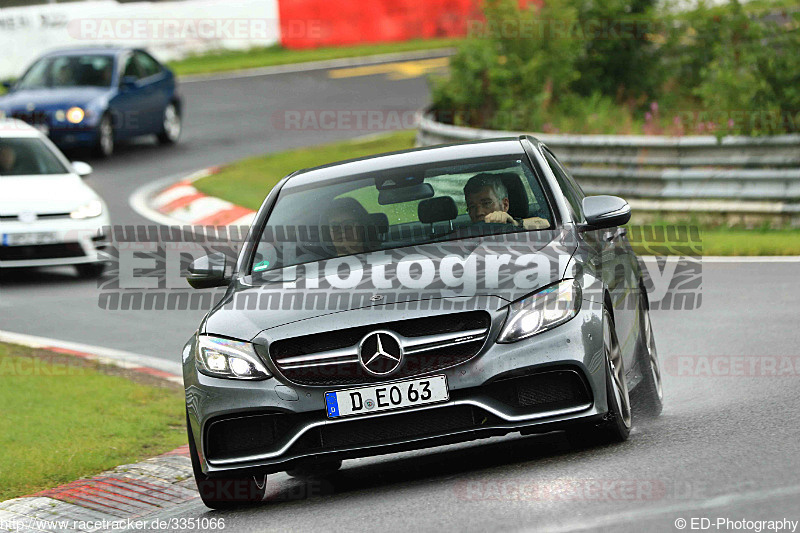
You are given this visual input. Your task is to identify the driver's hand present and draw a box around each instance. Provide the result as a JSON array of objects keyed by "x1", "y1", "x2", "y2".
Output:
[
  {"x1": 521, "y1": 217, "x2": 550, "y2": 230},
  {"x1": 483, "y1": 211, "x2": 518, "y2": 226}
]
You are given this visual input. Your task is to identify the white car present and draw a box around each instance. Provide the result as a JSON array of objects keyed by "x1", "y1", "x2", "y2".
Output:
[{"x1": 0, "y1": 119, "x2": 110, "y2": 277}]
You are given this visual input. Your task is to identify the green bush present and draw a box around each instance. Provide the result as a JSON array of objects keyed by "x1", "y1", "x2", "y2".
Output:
[{"x1": 431, "y1": 0, "x2": 800, "y2": 136}]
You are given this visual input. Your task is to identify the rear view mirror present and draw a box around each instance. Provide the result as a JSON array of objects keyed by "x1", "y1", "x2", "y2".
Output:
[
  {"x1": 187, "y1": 253, "x2": 230, "y2": 289},
  {"x1": 378, "y1": 183, "x2": 434, "y2": 205},
  {"x1": 580, "y1": 195, "x2": 631, "y2": 230},
  {"x1": 71, "y1": 161, "x2": 93, "y2": 178}
]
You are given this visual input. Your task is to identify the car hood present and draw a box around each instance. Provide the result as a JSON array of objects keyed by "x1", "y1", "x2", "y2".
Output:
[
  {"x1": 0, "y1": 174, "x2": 99, "y2": 215},
  {"x1": 0, "y1": 87, "x2": 111, "y2": 110},
  {"x1": 203, "y1": 227, "x2": 578, "y2": 341}
]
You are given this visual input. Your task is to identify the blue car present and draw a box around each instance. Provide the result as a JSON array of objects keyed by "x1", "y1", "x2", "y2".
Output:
[{"x1": 0, "y1": 46, "x2": 182, "y2": 157}]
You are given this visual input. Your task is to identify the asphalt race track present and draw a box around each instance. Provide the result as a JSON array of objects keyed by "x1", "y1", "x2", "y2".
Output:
[{"x1": 1, "y1": 56, "x2": 799, "y2": 532}]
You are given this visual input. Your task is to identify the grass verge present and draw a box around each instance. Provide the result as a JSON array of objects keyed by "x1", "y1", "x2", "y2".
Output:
[
  {"x1": 169, "y1": 39, "x2": 460, "y2": 77},
  {"x1": 0, "y1": 343, "x2": 185, "y2": 501},
  {"x1": 194, "y1": 130, "x2": 417, "y2": 210},
  {"x1": 193, "y1": 131, "x2": 800, "y2": 256}
]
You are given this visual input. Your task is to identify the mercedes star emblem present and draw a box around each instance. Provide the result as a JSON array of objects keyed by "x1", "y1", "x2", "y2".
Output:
[{"x1": 358, "y1": 330, "x2": 403, "y2": 376}]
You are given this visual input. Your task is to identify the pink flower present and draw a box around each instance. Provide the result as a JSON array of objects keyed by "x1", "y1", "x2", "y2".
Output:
[
  {"x1": 650, "y1": 101, "x2": 659, "y2": 113},
  {"x1": 645, "y1": 112, "x2": 653, "y2": 122},
  {"x1": 728, "y1": 118, "x2": 735, "y2": 128}
]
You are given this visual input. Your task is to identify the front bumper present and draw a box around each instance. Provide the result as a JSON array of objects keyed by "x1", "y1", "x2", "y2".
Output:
[
  {"x1": 184, "y1": 302, "x2": 609, "y2": 477},
  {"x1": 0, "y1": 216, "x2": 110, "y2": 268},
  {"x1": 48, "y1": 126, "x2": 100, "y2": 149}
]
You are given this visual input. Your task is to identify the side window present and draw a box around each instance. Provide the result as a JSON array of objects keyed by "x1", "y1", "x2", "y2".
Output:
[
  {"x1": 135, "y1": 51, "x2": 162, "y2": 78},
  {"x1": 544, "y1": 149, "x2": 584, "y2": 221},
  {"x1": 122, "y1": 55, "x2": 141, "y2": 80}
]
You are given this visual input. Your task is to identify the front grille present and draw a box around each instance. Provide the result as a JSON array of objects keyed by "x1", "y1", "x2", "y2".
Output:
[
  {"x1": 270, "y1": 311, "x2": 491, "y2": 386},
  {"x1": 320, "y1": 405, "x2": 477, "y2": 448},
  {"x1": 11, "y1": 110, "x2": 49, "y2": 126},
  {"x1": 484, "y1": 370, "x2": 591, "y2": 413},
  {"x1": 0, "y1": 242, "x2": 84, "y2": 261}
]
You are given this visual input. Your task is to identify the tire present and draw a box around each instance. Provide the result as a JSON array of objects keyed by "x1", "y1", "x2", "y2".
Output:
[
  {"x1": 157, "y1": 102, "x2": 181, "y2": 145},
  {"x1": 630, "y1": 289, "x2": 664, "y2": 418},
  {"x1": 93, "y1": 114, "x2": 114, "y2": 158},
  {"x1": 75, "y1": 263, "x2": 105, "y2": 279},
  {"x1": 286, "y1": 459, "x2": 342, "y2": 480},
  {"x1": 187, "y1": 413, "x2": 267, "y2": 509},
  {"x1": 568, "y1": 308, "x2": 632, "y2": 446}
]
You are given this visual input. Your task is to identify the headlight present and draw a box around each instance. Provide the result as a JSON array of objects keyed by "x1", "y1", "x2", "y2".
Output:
[
  {"x1": 66, "y1": 107, "x2": 85, "y2": 124},
  {"x1": 70, "y1": 199, "x2": 103, "y2": 219},
  {"x1": 497, "y1": 279, "x2": 581, "y2": 343},
  {"x1": 196, "y1": 335, "x2": 271, "y2": 380}
]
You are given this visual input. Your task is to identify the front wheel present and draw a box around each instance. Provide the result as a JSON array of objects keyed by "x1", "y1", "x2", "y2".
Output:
[
  {"x1": 630, "y1": 290, "x2": 663, "y2": 417},
  {"x1": 568, "y1": 309, "x2": 631, "y2": 446},
  {"x1": 157, "y1": 102, "x2": 181, "y2": 145},
  {"x1": 187, "y1": 414, "x2": 267, "y2": 509},
  {"x1": 93, "y1": 114, "x2": 114, "y2": 158}
]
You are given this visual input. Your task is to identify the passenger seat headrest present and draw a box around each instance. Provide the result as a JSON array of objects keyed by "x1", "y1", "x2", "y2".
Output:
[{"x1": 418, "y1": 196, "x2": 458, "y2": 224}]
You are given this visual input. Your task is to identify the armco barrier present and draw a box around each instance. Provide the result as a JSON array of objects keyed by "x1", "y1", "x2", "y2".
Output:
[{"x1": 416, "y1": 112, "x2": 800, "y2": 224}]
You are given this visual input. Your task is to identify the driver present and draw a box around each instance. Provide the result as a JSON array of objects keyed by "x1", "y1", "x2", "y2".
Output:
[
  {"x1": 0, "y1": 145, "x2": 17, "y2": 174},
  {"x1": 324, "y1": 197, "x2": 371, "y2": 256},
  {"x1": 464, "y1": 173, "x2": 549, "y2": 230}
]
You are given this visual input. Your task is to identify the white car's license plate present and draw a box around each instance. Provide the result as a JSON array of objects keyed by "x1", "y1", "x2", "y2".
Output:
[
  {"x1": 1, "y1": 232, "x2": 59, "y2": 246},
  {"x1": 325, "y1": 375, "x2": 449, "y2": 419}
]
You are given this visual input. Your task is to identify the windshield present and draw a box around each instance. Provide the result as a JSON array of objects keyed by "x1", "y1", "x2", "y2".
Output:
[
  {"x1": 251, "y1": 155, "x2": 553, "y2": 273},
  {"x1": 16, "y1": 55, "x2": 115, "y2": 89},
  {"x1": 0, "y1": 138, "x2": 69, "y2": 175}
]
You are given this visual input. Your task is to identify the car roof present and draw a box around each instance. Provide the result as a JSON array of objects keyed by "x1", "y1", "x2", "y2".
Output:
[
  {"x1": 285, "y1": 137, "x2": 529, "y2": 188},
  {"x1": 0, "y1": 119, "x2": 42, "y2": 138}
]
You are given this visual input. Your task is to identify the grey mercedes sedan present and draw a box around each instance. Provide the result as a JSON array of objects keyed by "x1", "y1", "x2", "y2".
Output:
[{"x1": 183, "y1": 136, "x2": 663, "y2": 509}]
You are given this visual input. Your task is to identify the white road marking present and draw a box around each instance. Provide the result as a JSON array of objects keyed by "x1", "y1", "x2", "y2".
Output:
[
  {"x1": 0, "y1": 329, "x2": 182, "y2": 378},
  {"x1": 531, "y1": 483, "x2": 800, "y2": 533},
  {"x1": 640, "y1": 255, "x2": 800, "y2": 262}
]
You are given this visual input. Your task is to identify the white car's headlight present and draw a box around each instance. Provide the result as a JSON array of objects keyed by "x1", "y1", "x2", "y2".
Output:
[
  {"x1": 196, "y1": 335, "x2": 271, "y2": 380},
  {"x1": 497, "y1": 279, "x2": 582, "y2": 343},
  {"x1": 70, "y1": 200, "x2": 103, "y2": 219}
]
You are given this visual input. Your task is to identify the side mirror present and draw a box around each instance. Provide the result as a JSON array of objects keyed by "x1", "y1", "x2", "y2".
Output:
[
  {"x1": 187, "y1": 253, "x2": 230, "y2": 289},
  {"x1": 580, "y1": 195, "x2": 631, "y2": 231},
  {"x1": 120, "y1": 75, "x2": 138, "y2": 90},
  {"x1": 71, "y1": 161, "x2": 93, "y2": 178}
]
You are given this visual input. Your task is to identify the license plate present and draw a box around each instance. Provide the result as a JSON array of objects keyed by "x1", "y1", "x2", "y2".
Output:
[
  {"x1": 1, "y1": 232, "x2": 58, "y2": 246},
  {"x1": 325, "y1": 375, "x2": 449, "y2": 419}
]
